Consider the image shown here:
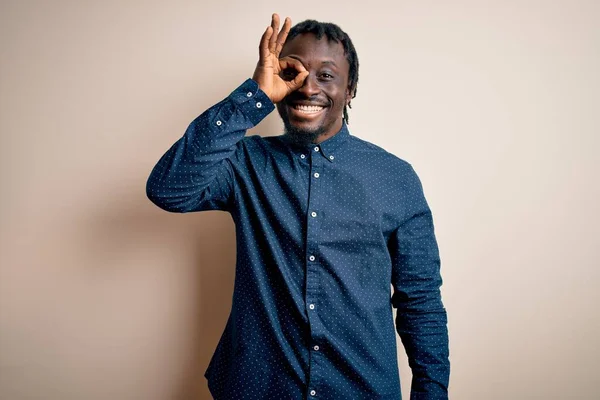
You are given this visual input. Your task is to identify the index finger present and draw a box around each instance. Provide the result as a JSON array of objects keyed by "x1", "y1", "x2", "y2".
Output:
[
  {"x1": 280, "y1": 57, "x2": 309, "y2": 90},
  {"x1": 279, "y1": 56, "x2": 307, "y2": 73}
]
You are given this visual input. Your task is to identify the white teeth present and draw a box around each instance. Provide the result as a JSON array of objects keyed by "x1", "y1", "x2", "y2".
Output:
[{"x1": 294, "y1": 105, "x2": 324, "y2": 113}]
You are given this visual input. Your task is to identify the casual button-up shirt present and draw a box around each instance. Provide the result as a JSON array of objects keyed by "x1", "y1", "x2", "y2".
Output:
[{"x1": 146, "y1": 79, "x2": 449, "y2": 399}]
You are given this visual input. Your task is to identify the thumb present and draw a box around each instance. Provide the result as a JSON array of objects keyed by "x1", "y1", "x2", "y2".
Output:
[{"x1": 287, "y1": 71, "x2": 309, "y2": 91}]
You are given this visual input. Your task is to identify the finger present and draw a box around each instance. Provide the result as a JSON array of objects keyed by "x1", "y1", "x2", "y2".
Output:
[
  {"x1": 259, "y1": 26, "x2": 273, "y2": 61},
  {"x1": 279, "y1": 57, "x2": 307, "y2": 73},
  {"x1": 287, "y1": 70, "x2": 309, "y2": 90},
  {"x1": 279, "y1": 57, "x2": 309, "y2": 90},
  {"x1": 274, "y1": 17, "x2": 291, "y2": 56},
  {"x1": 269, "y1": 13, "x2": 280, "y2": 53}
]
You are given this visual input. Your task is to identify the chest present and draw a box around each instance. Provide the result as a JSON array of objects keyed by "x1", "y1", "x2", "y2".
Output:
[{"x1": 236, "y1": 148, "x2": 400, "y2": 240}]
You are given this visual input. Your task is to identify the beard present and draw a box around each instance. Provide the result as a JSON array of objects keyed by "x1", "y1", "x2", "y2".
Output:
[
  {"x1": 282, "y1": 119, "x2": 327, "y2": 146},
  {"x1": 278, "y1": 105, "x2": 327, "y2": 146}
]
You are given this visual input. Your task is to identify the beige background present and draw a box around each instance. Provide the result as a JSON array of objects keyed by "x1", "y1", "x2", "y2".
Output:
[{"x1": 1, "y1": 0, "x2": 599, "y2": 399}]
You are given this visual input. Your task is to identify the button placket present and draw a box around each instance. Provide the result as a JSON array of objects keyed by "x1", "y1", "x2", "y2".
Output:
[{"x1": 304, "y1": 145, "x2": 326, "y2": 397}]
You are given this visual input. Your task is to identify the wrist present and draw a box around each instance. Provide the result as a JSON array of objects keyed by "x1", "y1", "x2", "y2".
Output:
[{"x1": 252, "y1": 83, "x2": 272, "y2": 103}]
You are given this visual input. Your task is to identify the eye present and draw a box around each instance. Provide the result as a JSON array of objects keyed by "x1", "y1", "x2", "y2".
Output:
[
  {"x1": 281, "y1": 68, "x2": 298, "y2": 80},
  {"x1": 319, "y1": 72, "x2": 334, "y2": 81}
]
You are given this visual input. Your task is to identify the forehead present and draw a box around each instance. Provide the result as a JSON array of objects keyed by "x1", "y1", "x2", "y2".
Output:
[{"x1": 281, "y1": 33, "x2": 349, "y2": 71}]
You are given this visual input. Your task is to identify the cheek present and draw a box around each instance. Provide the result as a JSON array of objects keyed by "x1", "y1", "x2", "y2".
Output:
[{"x1": 333, "y1": 91, "x2": 348, "y2": 111}]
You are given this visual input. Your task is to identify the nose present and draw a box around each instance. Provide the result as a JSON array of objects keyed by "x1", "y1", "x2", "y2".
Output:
[{"x1": 297, "y1": 73, "x2": 320, "y2": 97}]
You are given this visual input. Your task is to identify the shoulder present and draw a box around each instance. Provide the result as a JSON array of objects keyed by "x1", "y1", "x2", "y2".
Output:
[{"x1": 229, "y1": 134, "x2": 287, "y2": 164}]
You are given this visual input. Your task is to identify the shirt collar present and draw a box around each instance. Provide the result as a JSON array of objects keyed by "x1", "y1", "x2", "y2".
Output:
[{"x1": 281, "y1": 122, "x2": 350, "y2": 163}]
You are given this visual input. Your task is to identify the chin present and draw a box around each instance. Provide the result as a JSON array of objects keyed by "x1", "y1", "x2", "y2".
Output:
[
  {"x1": 278, "y1": 106, "x2": 327, "y2": 145},
  {"x1": 282, "y1": 120, "x2": 327, "y2": 145}
]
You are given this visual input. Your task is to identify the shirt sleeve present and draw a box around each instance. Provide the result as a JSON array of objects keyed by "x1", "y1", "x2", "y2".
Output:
[
  {"x1": 389, "y1": 165, "x2": 450, "y2": 399},
  {"x1": 146, "y1": 79, "x2": 274, "y2": 213}
]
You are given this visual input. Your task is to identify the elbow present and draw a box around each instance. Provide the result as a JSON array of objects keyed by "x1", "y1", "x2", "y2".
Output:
[
  {"x1": 146, "y1": 178, "x2": 202, "y2": 213},
  {"x1": 146, "y1": 178, "x2": 185, "y2": 213},
  {"x1": 146, "y1": 178, "x2": 169, "y2": 211}
]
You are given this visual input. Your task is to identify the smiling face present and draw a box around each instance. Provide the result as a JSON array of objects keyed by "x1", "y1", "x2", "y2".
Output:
[{"x1": 277, "y1": 33, "x2": 352, "y2": 145}]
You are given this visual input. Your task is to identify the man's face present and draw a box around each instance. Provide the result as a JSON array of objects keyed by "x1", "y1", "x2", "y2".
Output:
[{"x1": 277, "y1": 33, "x2": 351, "y2": 144}]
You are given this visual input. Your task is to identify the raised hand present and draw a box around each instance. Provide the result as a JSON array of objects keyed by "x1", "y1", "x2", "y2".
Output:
[{"x1": 252, "y1": 14, "x2": 309, "y2": 103}]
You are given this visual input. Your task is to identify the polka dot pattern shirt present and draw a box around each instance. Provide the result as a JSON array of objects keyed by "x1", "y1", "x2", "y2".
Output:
[{"x1": 147, "y1": 79, "x2": 449, "y2": 399}]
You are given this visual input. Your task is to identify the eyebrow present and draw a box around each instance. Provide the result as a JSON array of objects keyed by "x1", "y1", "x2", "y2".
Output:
[{"x1": 287, "y1": 55, "x2": 338, "y2": 68}]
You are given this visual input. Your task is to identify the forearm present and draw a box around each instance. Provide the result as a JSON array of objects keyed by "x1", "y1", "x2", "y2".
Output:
[
  {"x1": 396, "y1": 305, "x2": 449, "y2": 399},
  {"x1": 146, "y1": 79, "x2": 273, "y2": 212},
  {"x1": 393, "y1": 225, "x2": 450, "y2": 398}
]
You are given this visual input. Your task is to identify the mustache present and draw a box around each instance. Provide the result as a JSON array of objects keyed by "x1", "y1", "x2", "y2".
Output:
[{"x1": 284, "y1": 94, "x2": 330, "y2": 106}]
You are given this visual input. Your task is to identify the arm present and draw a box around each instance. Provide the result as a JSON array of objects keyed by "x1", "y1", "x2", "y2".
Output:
[
  {"x1": 145, "y1": 79, "x2": 274, "y2": 212},
  {"x1": 146, "y1": 13, "x2": 308, "y2": 213},
  {"x1": 389, "y1": 165, "x2": 450, "y2": 399}
]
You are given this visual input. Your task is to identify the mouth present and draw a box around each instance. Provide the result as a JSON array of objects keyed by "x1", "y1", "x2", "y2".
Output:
[
  {"x1": 293, "y1": 104, "x2": 325, "y2": 113},
  {"x1": 287, "y1": 103, "x2": 327, "y2": 118}
]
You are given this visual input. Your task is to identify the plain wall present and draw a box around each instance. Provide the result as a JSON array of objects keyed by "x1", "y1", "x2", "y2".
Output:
[{"x1": 1, "y1": 0, "x2": 598, "y2": 399}]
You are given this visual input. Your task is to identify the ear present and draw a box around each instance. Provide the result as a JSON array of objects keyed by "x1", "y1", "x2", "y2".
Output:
[{"x1": 346, "y1": 85, "x2": 355, "y2": 106}]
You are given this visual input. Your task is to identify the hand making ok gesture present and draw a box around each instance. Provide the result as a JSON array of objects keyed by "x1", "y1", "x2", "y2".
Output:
[{"x1": 252, "y1": 14, "x2": 309, "y2": 103}]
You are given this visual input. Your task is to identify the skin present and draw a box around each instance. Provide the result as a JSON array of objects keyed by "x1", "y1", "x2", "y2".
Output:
[{"x1": 252, "y1": 14, "x2": 353, "y2": 144}]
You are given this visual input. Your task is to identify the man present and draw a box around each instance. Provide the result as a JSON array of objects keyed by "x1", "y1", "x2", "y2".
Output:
[{"x1": 147, "y1": 13, "x2": 449, "y2": 400}]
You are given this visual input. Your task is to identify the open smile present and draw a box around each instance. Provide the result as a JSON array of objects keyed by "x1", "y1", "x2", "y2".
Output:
[
  {"x1": 293, "y1": 104, "x2": 324, "y2": 113},
  {"x1": 288, "y1": 103, "x2": 327, "y2": 118}
]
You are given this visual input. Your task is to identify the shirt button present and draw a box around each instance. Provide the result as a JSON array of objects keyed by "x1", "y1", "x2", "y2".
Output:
[
  {"x1": 246, "y1": 92, "x2": 253, "y2": 97},
  {"x1": 311, "y1": 211, "x2": 317, "y2": 217},
  {"x1": 300, "y1": 154, "x2": 306, "y2": 159},
  {"x1": 310, "y1": 389, "x2": 316, "y2": 396},
  {"x1": 216, "y1": 120, "x2": 222, "y2": 126},
  {"x1": 329, "y1": 155, "x2": 334, "y2": 160},
  {"x1": 309, "y1": 255, "x2": 315, "y2": 261},
  {"x1": 309, "y1": 304, "x2": 315, "y2": 310},
  {"x1": 313, "y1": 172, "x2": 320, "y2": 178},
  {"x1": 313, "y1": 345, "x2": 320, "y2": 351},
  {"x1": 314, "y1": 146, "x2": 319, "y2": 152},
  {"x1": 256, "y1": 102, "x2": 262, "y2": 108}
]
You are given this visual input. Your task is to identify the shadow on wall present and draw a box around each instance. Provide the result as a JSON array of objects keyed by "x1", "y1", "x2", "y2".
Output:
[
  {"x1": 173, "y1": 212, "x2": 236, "y2": 400},
  {"x1": 81, "y1": 187, "x2": 236, "y2": 400},
  {"x1": 73, "y1": 92, "x2": 284, "y2": 400}
]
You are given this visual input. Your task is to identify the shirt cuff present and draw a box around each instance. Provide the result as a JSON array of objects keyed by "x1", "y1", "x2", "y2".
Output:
[{"x1": 229, "y1": 78, "x2": 275, "y2": 126}]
